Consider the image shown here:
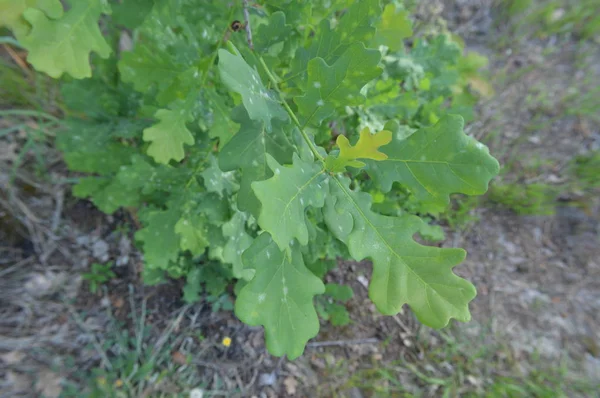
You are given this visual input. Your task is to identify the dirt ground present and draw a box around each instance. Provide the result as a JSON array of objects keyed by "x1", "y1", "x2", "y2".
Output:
[{"x1": 1, "y1": 1, "x2": 599, "y2": 397}]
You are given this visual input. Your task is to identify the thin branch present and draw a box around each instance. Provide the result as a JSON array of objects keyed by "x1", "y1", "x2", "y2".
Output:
[
  {"x1": 68, "y1": 306, "x2": 113, "y2": 370},
  {"x1": 257, "y1": 57, "x2": 325, "y2": 162},
  {"x1": 307, "y1": 338, "x2": 379, "y2": 348},
  {"x1": 242, "y1": 0, "x2": 253, "y2": 49}
]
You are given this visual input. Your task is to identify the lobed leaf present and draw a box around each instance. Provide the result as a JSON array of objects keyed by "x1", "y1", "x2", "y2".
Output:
[
  {"x1": 372, "y1": 4, "x2": 413, "y2": 51},
  {"x1": 252, "y1": 154, "x2": 327, "y2": 251},
  {"x1": 254, "y1": 11, "x2": 293, "y2": 55},
  {"x1": 201, "y1": 154, "x2": 239, "y2": 198},
  {"x1": 324, "y1": 176, "x2": 477, "y2": 328},
  {"x1": 288, "y1": 0, "x2": 381, "y2": 86},
  {"x1": 175, "y1": 214, "x2": 209, "y2": 256},
  {"x1": 21, "y1": 0, "x2": 111, "y2": 79},
  {"x1": 143, "y1": 106, "x2": 194, "y2": 164},
  {"x1": 325, "y1": 127, "x2": 392, "y2": 172},
  {"x1": 136, "y1": 207, "x2": 181, "y2": 271},
  {"x1": 222, "y1": 211, "x2": 254, "y2": 280},
  {"x1": 218, "y1": 107, "x2": 296, "y2": 216},
  {"x1": 235, "y1": 233, "x2": 325, "y2": 359},
  {"x1": 0, "y1": 0, "x2": 63, "y2": 38},
  {"x1": 295, "y1": 42, "x2": 382, "y2": 126},
  {"x1": 218, "y1": 43, "x2": 288, "y2": 131},
  {"x1": 365, "y1": 115, "x2": 500, "y2": 213}
]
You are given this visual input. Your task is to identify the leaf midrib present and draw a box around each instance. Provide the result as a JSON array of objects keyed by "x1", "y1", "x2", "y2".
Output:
[{"x1": 331, "y1": 175, "x2": 462, "y2": 314}]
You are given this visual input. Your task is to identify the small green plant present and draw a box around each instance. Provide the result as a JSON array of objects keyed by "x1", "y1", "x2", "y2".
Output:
[
  {"x1": 2, "y1": 0, "x2": 499, "y2": 359},
  {"x1": 62, "y1": 295, "x2": 208, "y2": 397},
  {"x1": 82, "y1": 262, "x2": 116, "y2": 294},
  {"x1": 316, "y1": 283, "x2": 354, "y2": 326},
  {"x1": 570, "y1": 151, "x2": 600, "y2": 190},
  {"x1": 488, "y1": 182, "x2": 556, "y2": 215}
]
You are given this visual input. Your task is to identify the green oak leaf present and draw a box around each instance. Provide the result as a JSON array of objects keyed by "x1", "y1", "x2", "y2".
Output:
[
  {"x1": 72, "y1": 176, "x2": 140, "y2": 214},
  {"x1": 252, "y1": 154, "x2": 327, "y2": 251},
  {"x1": 254, "y1": 11, "x2": 293, "y2": 55},
  {"x1": 218, "y1": 107, "x2": 295, "y2": 216},
  {"x1": 175, "y1": 213, "x2": 209, "y2": 256},
  {"x1": 295, "y1": 43, "x2": 382, "y2": 126},
  {"x1": 116, "y1": 155, "x2": 189, "y2": 195},
  {"x1": 143, "y1": 105, "x2": 194, "y2": 164},
  {"x1": 324, "y1": 176, "x2": 476, "y2": 328},
  {"x1": 21, "y1": 0, "x2": 111, "y2": 79},
  {"x1": 325, "y1": 283, "x2": 353, "y2": 302},
  {"x1": 327, "y1": 303, "x2": 351, "y2": 326},
  {"x1": 236, "y1": 233, "x2": 325, "y2": 359},
  {"x1": 372, "y1": 4, "x2": 413, "y2": 51},
  {"x1": 183, "y1": 267, "x2": 202, "y2": 303},
  {"x1": 119, "y1": 40, "x2": 189, "y2": 95},
  {"x1": 201, "y1": 154, "x2": 238, "y2": 197},
  {"x1": 325, "y1": 127, "x2": 392, "y2": 172},
  {"x1": 56, "y1": 121, "x2": 135, "y2": 174},
  {"x1": 136, "y1": 207, "x2": 181, "y2": 271},
  {"x1": 218, "y1": 43, "x2": 287, "y2": 131},
  {"x1": 365, "y1": 115, "x2": 500, "y2": 213},
  {"x1": 112, "y1": 0, "x2": 158, "y2": 28},
  {"x1": 222, "y1": 211, "x2": 254, "y2": 280},
  {"x1": 0, "y1": 0, "x2": 62, "y2": 38},
  {"x1": 204, "y1": 89, "x2": 238, "y2": 147},
  {"x1": 288, "y1": 0, "x2": 381, "y2": 86}
]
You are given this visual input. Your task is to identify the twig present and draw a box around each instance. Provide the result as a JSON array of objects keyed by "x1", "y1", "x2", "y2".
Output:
[
  {"x1": 307, "y1": 338, "x2": 379, "y2": 348},
  {"x1": 149, "y1": 304, "x2": 191, "y2": 363},
  {"x1": 67, "y1": 306, "x2": 113, "y2": 370},
  {"x1": 242, "y1": 0, "x2": 253, "y2": 49},
  {"x1": 192, "y1": 359, "x2": 223, "y2": 371},
  {"x1": 50, "y1": 189, "x2": 64, "y2": 233},
  {"x1": 2, "y1": 43, "x2": 31, "y2": 77}
]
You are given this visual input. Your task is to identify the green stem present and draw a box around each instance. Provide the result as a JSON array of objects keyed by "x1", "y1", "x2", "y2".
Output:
[
  {"x1": 257, "y1": 57, "x2": 325, "y2": 162},
  {"x1": 185, "y1": 9, "x2": 235, "y2": 189},
  {"x1": 197, "y1": 8, "x2": 234, "y2": 93}
]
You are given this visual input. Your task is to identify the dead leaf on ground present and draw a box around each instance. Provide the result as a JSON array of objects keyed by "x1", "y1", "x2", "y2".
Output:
[
  {"x1": 6, "y1": 371, "x2": 32, "y2": 392},
  {"x1": 1, "y1": 351, "x2": 25, "y2": 365},
  {"x1": 283, "y1": 376, "x2": 298, "y2": 396},
  {"x1": 35, "y1": 369, "x2": 63, "y2": 398},
  {"x1": 171, "y1": 350, "x2": 187, "y2": 365}
]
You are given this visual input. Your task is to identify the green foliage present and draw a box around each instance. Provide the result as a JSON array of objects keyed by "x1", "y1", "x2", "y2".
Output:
[
  {"x1": 5, "y1": 0, "x2": 499, "y2": 359},
  {"x1": 570, "y1": 151, "x2": 600, "y2": 190},
  {"x1": 488, "y1": 182, "x2": 556, "y2": 215},
  {"x1": 20, "y1": 0, "x2": 112, "y2": 78},
  {"x1": 317, "y1": 283, "x2": 354, "y2": 326},
  {"x1": 82, "y1": 262, "x2": 116, "y2": 294}
]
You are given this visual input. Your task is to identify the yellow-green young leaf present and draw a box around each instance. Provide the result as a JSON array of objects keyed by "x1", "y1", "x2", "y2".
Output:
[
  {"x1": 372, "y1": 4, "x2": 413, "y2": 51},
  {"x1": 325, "y1": 128, "x2": 392, "y2": 172},
  {"x1": 365, "y1": 115, "x2": 500, "y2": 213},
  {"x1": 324, "y1": 176, "x2": 476, "y2": 328},
  {"x1": 175, "y1": 214, "x2": 209, "y2": 256},
  {"x1": 295, "y1": 43, "x2": 382, "y2": 126},
  {"x1": 235, "y1": 233, "x2": 325, "y2": 359},
  {"x1": 20, "y1": 0, "x2": 111, "y2": 79},
  {"x1": 252, "y1": 154, "x2": 327, "y2": 251},
  {"x1": 218, "y1": 43, "x2": 287, "y2": 131},
  {"x1": 143, "y1": 107, "x2": 194, "y2": 164},
  {"x1": 0, "y1": 0, "x2": 62, "y2": 38}
]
